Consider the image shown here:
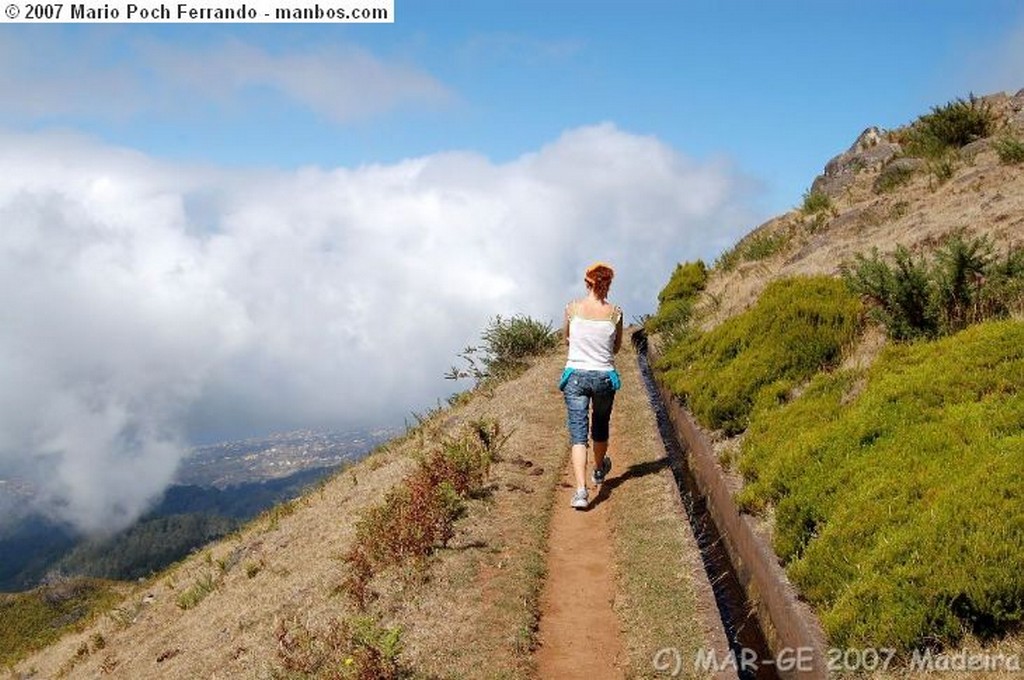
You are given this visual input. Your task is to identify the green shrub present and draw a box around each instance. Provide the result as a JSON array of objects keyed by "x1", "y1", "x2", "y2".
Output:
[
  {"x1": 743, "y1": 230, "x2": 791, "y2": 261},
  {"x1": 801, "y1": 190, "x2": 832, "y2": 215},
  {"x1": 993, "y1": 135, "x2": 1024, "y2": 164},
  {"x1": 341, "y1": 423, "x2": 501, "y2": 609},
  {"x1": 736, "y1": 319, "x2": 1024, "y2": 652},
  {"x1": 714, "y1": 228, "x2": 793, "y2": 272},
  {"x1": 657, "y1": 260, "x2": 708, "y2": 305},
  {"x1": 646, "y1": 260, "x2": 707, "y2": 335},
  {"x1": 873, "y1": 165, "x2": 916, "y2": 194},
  {"x1": 447, "y1": 314, "x2": 559, "y2": 386},
  {"x1": 657, "y1": 277, "x2": 862, "y2": 434},
  {"x1": 901, "y1": 95, "x2": 995, "y2": 159},
  {"x1": 842, "y1": 232, "x2": 1024, "y2": 340},
  {"x1": 481, "y1": 315, "x2": 559, "y2": 374},
  {"x1": 175, "y1": 571, "x2": 218, "y2": 610},
  {"x1": 842, "y1": 246, "x2": 938, "y2": 340},
  {"x1": 934, "y1": 232, "x2": 994, "y2": 329},
  {"x1": 714, "y1": 245, "x2": 741, "y2": 272},
  {"x1": 928, "y1": 155, "x2": 958, "y2": 185}
]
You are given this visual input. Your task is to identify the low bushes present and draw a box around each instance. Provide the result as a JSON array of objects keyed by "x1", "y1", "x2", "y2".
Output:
[
  {"x1": 898, "y1": 95, "x2": 996, "y2": 160},
  {"x1": 842, "y1": 231, "x2": 1024, "y2": 341},
  {"x1": 801, "y1": 189, "x2": 832, "y2": 215},
  {"x1": 447, "y1": 315, "x2": 559, "y2": 386},
  {"x1": 714, "y1": 230, "x2": 792, "y2": 272},
  {"x1": 341, "y1": 421, "x2": 501, "y2": 609},
  {"x1": 994, "y1": 135, "x2": 1024, "y2": 164},
  {"x1": 735, "y1": 319, "x2": 1024, "y2": 652},
  {"x1": 657, "y1": 276, "x2": 862, "y2": 434},
  {"x1": 645, "y1": 259, "x2": 707, "y2": 336},
  {"x1": 276, "y1": 615, "x2": 403, "y2": 680}
]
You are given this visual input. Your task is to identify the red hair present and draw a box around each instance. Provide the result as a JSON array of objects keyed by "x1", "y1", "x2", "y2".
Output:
[{"x1": 585, "y1": 262, "x2": 614, "y2": 300}]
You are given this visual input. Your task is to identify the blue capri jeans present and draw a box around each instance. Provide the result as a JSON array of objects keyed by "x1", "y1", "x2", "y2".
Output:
[{"x1": 563, "y1": 370, "x2": 616, "y2": 446}]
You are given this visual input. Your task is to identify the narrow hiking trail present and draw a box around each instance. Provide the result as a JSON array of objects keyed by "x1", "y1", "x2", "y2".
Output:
[
  {"x1": 535, "y1": 336, "x2": 730, "y2": 679},
  {"x1": 535, "y1": 418, "x2": 626, "y2": 677}
]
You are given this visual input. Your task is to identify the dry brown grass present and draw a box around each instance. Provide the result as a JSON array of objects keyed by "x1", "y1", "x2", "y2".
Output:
[
  {"x1": 9, "y1": 417, "x2": 414, "y2": 677},
  {"x1": 606, "y1": 338, "x2": 724, "y2": 679},
  {"x1": 357, "y1": 350, "x2": 569, "y2": 679}
]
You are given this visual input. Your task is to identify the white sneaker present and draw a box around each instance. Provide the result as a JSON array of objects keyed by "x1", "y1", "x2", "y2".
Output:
[{"x1": 571, "y1": 487, "x2": 588, "y2": 509}]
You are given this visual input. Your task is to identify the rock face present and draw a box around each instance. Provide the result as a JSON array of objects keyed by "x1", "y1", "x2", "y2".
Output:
[
  {"x1": 1011, "y1": 90, "x2": 1024, "y2": 127},
  {"x1": 811, "y1": 126, "x2": 901, "y2": 198}
]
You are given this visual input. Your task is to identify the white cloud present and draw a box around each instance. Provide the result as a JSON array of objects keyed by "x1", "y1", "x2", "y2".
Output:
[
  {"x1": 0, "y1": 124, "x2": 759, "y2": 533},
  {"x1": 0, "y1": 32, "x2": 450, "y2": 122}
]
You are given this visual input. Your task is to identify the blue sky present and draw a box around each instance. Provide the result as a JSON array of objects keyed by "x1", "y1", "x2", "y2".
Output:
[
  {"x1": 5, "y1": 1, "x2": 1023, "y2": 211},
  {"x1": 2, "y1": 1, "x2": 1024, "y2": 530}
]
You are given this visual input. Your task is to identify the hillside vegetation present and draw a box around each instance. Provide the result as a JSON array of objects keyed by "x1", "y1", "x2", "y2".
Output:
[
  {"x1": 657, "y1": 276, "x2": 861, "y2": 435},
  {"x1": 739, "y1": 319, "x2": 1024, "y2": 650},
  {"x1": 650, "y1": 90, "x2": 1024, "y2": 657}
]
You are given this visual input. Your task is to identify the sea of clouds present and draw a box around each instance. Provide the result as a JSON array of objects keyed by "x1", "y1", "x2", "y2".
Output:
[{"x1": 0, "y1": 124, "x2": 758, "y2": 533}]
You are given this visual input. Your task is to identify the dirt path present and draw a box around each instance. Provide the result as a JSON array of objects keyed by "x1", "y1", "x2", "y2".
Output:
[{"x1": 535, "y1": 415, "x2": 626, "y2": 677}]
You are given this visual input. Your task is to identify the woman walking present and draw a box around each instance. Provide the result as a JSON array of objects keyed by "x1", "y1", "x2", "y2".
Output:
[{"x1": 560, "y1": 262, "x2": 623, "y2": 509}]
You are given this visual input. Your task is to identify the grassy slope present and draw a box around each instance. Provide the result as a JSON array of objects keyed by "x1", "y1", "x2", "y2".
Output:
[
  {"x1": 658, "y1": 288, "x2": 1024, "y2": 655},
  {"x1": 740, "y1": 319, "x2": 1024, "y2": 651},
  {"x1": 0, "y1": 579, "x2": 124, "y2": 668},
  {"x1": 9, "y1": 428, "x2": 421, "y2": 677},
  {"x1": 698, "y1": 94, "x2": 1024, "y2": 331},
  {"x1": 610, "y1": 336, "x2": 717, "y2": 678},
  {"x1": 659, "y1": 276, "x2": 862, "y2": 435}
]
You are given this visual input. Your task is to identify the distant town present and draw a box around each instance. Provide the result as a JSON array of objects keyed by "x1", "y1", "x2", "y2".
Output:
[
  {"x1": 175, "y1": 426, "x2": 401, "y2": 488},
  {"x1": 0, "y1": 426, "x2": 401, "y2": 514}
]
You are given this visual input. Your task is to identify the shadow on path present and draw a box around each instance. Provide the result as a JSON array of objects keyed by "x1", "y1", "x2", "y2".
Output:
[{"x1": 587, "y1": 457, "x2": 669, "y2": 509}]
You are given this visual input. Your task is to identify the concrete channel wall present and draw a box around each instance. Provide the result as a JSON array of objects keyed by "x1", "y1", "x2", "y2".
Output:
[{"x1": 648, "y1": 347, "x2": 829, "y2": 680}]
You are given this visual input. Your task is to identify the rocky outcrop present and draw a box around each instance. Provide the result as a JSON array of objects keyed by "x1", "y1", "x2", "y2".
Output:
[{"x1": 811, "y1": 127, "x2": 900, "y2": 198}]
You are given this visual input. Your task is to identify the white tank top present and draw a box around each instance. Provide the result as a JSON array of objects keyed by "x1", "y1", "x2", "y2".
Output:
[{"x1": 565, "y1": 302, "x2": 621, "y2": 371}]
